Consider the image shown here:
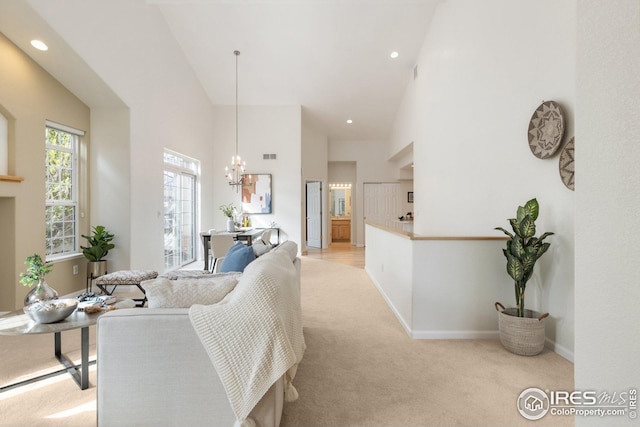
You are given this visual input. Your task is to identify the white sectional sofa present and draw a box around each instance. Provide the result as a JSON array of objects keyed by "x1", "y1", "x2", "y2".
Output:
[{"x1": 96, "y1": 241, "x2": 303, "y2": 427}]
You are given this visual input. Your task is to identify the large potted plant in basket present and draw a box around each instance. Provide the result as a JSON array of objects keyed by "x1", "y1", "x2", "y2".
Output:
[
  {"x1": 494, "y1": 198, "x2": 554, "y2": 356},
  {"x1": 81, "y1": 225, "x2": 115, "y2": 278}
]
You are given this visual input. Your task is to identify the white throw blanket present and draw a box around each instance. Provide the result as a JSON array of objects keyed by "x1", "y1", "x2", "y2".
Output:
[{"x1": 189, "y1": 250, "x2": 306, "y2": 427}]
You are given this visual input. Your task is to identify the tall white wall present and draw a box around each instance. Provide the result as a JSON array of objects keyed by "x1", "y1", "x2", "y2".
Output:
[
  {"x1": 19, "y1": 1, "x2": 305, "y2": 271},
  {"x1": 211, "y1": 105, "x2": 302, "y2": 250},
  {"x1": 29, "y1": 0, "x2": 219, "y2": 273},
  {"x1": 575, "y1": 1, "x2": 640, "y2": 424},
  {"x1": 389, "y1": 74, "x2": 417, "y2": 160},
  {"x1": 89, "y1": 108, "x2": 130, "y2": 271},
  {"x1": 389, "y1": 0, "x2": 576, "y2": 358}
]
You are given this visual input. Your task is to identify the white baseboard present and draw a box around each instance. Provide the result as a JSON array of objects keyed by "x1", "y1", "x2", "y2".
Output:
[
  {"x1": 545, "y1": 337, "x2": 574, "y2": 362},
  {"x1": 366, "y1": 268, "x2": 574, "y2": 362},
  {"x1": 412, "y1": 330, "x2": 500, "y2": 340}
]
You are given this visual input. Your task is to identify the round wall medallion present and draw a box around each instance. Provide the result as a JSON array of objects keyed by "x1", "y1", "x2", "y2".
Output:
[
  {"x1": 527, "y1": 101, "x2": 565, "y2": 159},
  {"x1": 559, "y1": 136, "x2": 575, "y2": 191}
]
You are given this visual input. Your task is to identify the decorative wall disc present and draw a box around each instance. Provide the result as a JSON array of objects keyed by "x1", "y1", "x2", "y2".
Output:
[
  {"x1": 559, "y1": 136, "x2": 575, "y2": 191},
  {"x1": 528, "y1": 101, "x2": 565, "y2": 159}
]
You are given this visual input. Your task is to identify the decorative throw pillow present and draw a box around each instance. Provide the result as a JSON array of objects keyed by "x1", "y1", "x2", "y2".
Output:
[
  {"x1": 219, "y1": 242, "x2": 256, "y2": 272},
  {"x1": 145, "y1": 273, "x2": 241, "y2": 308},
  {"x1": 272, "y1": 240, "x2": 298, "y2": 262},
  {"x1": 252, "y1": 241, "x2": 271, "y2": 257},
  {"x1": 160, "y1": 270, "x2": 217, "y2": 280}
]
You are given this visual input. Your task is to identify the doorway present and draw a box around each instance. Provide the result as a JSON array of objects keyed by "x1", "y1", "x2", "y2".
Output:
[
  {"x1": 330, "y1": 184, "x2": 352, "y2": 243},
  {"x1": 328, "y1": 161, "x2": 356, "y2": 245}
]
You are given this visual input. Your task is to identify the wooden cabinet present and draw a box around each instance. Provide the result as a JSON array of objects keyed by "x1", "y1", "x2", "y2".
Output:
[{"x1": 331, "y1": 219, "x2": 351, "y2": 242}]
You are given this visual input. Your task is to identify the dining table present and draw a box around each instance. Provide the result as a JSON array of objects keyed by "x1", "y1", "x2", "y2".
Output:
[{"x1": 199, "y1": 228, "x2": 278, "y2": 271}]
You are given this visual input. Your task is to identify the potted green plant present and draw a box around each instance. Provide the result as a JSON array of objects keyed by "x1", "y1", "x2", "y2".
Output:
[
  {"x1": 494, "y1": 198, "x2": 554, "y2": 356},
  {"x1": 20, "y1": 253, "x2": 58, "y2": 305},
  {"x1": 219, "y1": 203, "x2": 236, "y2": 232},
  {"x1": 81, "y1": 225, "x2": 115, "y2": 278}
]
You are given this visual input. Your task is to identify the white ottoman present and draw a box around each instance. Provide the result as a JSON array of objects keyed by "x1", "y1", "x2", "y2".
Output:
[{"x1": 95, "y1": 270, "x2": 158, "y2": 307}]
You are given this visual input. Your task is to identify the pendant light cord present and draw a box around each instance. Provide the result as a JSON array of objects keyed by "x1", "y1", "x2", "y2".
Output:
[{"x1": 234, "y1": 50, "x2": 240, "y2": 158}]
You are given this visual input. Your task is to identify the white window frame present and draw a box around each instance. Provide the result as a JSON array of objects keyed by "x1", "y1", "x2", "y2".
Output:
[
  {"x1": 163, "y1": 148, "x2": 200, "y2": 271},
  {"x1": 45, "y1": 120, "x2": 84, "y2": 260}
]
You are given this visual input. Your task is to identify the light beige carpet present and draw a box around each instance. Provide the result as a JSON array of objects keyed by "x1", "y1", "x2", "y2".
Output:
[
  {"x1": 0, "y1": 327, "x2": 98, "y2": 427},
  {"x1": 0, "y1": 258, "x2": 574, "y2": 426},
  {"x1": 281, "y1": 258, "x2": 574, "y2": 427}
]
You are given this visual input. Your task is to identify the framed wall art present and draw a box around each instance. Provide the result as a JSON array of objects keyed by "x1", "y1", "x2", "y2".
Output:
[{"x1": 242, "y1": 174, "x2": 272, "y2": 214}]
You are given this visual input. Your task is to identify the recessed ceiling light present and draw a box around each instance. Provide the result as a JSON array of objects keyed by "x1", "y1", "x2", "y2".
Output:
[
  {"x1": 390, "y1": 51, "x2": 399, "y2": 59},
  {"x1": 30, "y1": 40, "x2": 48, "y2": 51},
  {"x1": 346, "y1": 119, "x2": 353, "y2": 124}
]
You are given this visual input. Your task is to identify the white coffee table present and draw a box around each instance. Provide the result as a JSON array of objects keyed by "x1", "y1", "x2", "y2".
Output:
[{"x1": 0, "y1": 300, "x2": 113, "y2": 391}]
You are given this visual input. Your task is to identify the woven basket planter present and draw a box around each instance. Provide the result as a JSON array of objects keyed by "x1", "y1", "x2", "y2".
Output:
[{"x1": 495, "y1": 302, "x2": 548, "y2": 356}]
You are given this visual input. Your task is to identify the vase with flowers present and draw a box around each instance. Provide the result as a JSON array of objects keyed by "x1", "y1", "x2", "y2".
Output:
[
  {"x1": 20, "y1": 253, "x2": 58, "y2": 306},
  {"x1": 219, "y1": 203, "x2": 237, "y2": 232}
]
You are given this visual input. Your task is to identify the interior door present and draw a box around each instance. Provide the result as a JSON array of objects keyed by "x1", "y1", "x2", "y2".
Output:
[{"x1": 306, "y1": 181, "x2": 322, "y2": 248}]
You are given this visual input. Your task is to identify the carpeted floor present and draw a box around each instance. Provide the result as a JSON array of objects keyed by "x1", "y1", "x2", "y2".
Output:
[
  {"x1": 283, "y1": 258, "x2": 574, "y2": 427},
  {"x1": 0, "y1": 258, "x2": 574, "y2": 426}
]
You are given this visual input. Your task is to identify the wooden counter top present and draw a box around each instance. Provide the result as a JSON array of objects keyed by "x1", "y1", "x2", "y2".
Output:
[{"x1": 366, "y1": 221, "x2": 507, "y2": 241}]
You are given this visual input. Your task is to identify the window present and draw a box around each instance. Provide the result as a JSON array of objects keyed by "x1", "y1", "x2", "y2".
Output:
[
  {"x1": 163, "y1": 149, "x2": 199, "y2": 270},
  {"x1": 45, "y1": 121, "x2": 84, "y2": 259}
]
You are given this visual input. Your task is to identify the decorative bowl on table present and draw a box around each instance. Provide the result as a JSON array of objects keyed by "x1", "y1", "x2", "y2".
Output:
[{"x1": 23, "y1": 298, "x2": 78, "y2": 324}]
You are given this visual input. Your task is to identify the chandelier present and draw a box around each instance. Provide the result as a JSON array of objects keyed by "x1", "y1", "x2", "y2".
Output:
[{"x1": 225, "y1": 50, "x2": 245, "y2": 191}]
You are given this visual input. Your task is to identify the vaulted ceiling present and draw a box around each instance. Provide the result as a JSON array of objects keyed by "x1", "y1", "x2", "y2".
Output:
[{"x1": 0, "y1": 0, "x2": 440, "y2": 141}]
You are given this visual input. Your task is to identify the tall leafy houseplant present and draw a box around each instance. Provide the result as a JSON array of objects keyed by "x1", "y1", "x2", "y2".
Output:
[
  {"x1": 495, "y1": 198, "x2": 554, "y2": 317},
  {"x1": 81, "y1": 225, "x2": 115, "y2": 279},
  {"x1": 81, "y1": 225, "x2": 115, "y2": 262}
]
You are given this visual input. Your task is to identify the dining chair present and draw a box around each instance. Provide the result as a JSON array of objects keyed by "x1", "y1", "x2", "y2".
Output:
[
  {"x1": 209, "y1": 234, "x2": 235, "y2": 273},
  {"x1": 259, "y1": 229, "x2": 273, "y2": 246}
]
